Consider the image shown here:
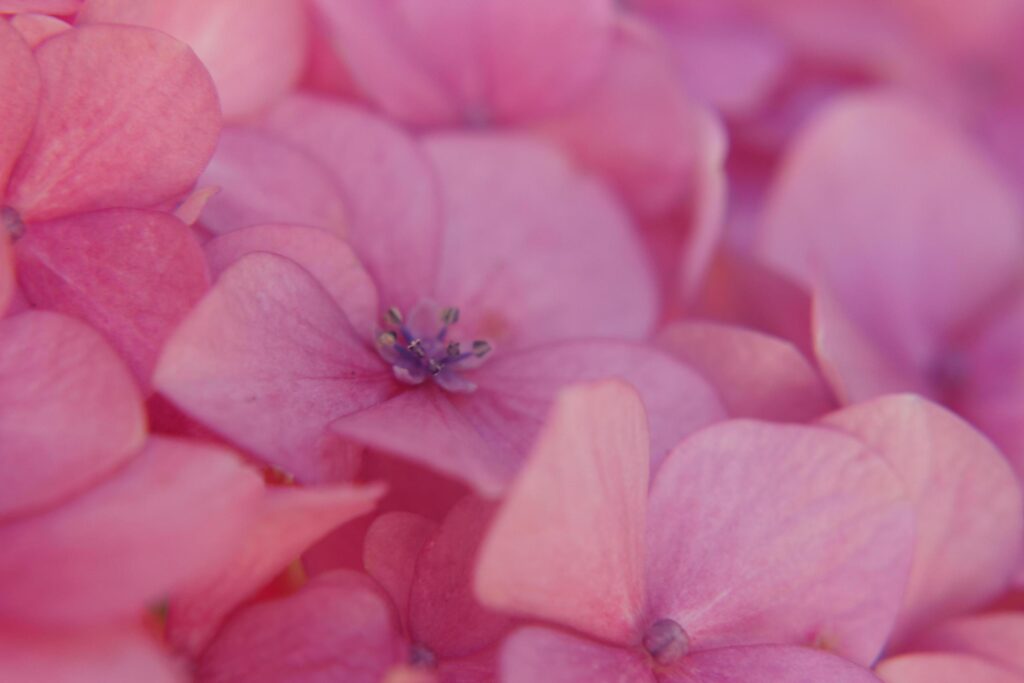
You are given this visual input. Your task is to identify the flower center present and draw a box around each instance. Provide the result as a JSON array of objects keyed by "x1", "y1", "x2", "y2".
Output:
[
  {"x1": 643, "y1": 618, "x2": 690, "y2": 667},
  {"x1": 1, "y1": 206, "x2": 25, "y2": 241},
  {"x1": 376, "y1": 302, "x2": 492, "y2": 393},
  {"x1": 408, "y1": 642, "x2": 436, "y2": 668}
]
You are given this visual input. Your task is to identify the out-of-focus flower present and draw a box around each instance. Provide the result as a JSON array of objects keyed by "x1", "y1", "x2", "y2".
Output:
[{"x1": 475, "y1": 380, "x2": 914, "y2": 681}]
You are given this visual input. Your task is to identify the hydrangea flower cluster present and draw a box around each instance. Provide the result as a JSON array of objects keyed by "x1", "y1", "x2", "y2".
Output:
[{"x1": 2, "y1": 1, "x2": 1024, "y2": 682}]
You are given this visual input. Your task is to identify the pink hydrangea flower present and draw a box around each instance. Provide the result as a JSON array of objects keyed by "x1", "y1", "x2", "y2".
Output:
[{"x1": 474, "y1": 380, "x2": 915, "y2": 681}]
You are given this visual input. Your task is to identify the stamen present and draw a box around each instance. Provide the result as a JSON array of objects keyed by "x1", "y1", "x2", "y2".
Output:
[
  {"x1": 446, "y1": 341, "x2": 461, "y2": 358},
  {"x1": 440, "y1": 307, "x2": 460, "y2": 325},
  {"x1": 643, "y1": 619, "x2": 690, "y2": 666},
  {"x1": 472, "y1": 340, "x2": 492, "y2": 357},
  {"x1": 377, "y1": 331, "x2": 397, "y2": 347},
  {"x1": 1, "y1": 206, "x2": 25, "y2": 241},
  {"x1": 386, "y1": 307, "x2": 404, "y2": 327},
  {"x1": 408, "y1": 339, "x2": 426, "y2": 358}
]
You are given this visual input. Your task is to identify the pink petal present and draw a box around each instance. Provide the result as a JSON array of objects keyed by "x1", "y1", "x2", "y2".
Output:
[
  {"x1": 168, "y1": 482, "x2": 386, "y2": 655},
  {"x1": 9, "y1": 13, "x2": 69, "y2": 46},
  {"x1": 0, "y1": 436, "x2": 263, "y2": 627},
  {"x1": 499, "y1": 627, "x2": 653, "y2": 683},
  {"x1": 197, "y1": 126, "x2": 348, "y2": 236},
  {"x1": 78, "y1": 0, "x2": 307, "y2": 121},
  {"x1": 910, "y1": 612, "x2": 1024, "y2": 675},
  {"x1": 0, "y1": 311, "x2": 144, "y2": 518},
  {"x1": 0, "y1": 627, "x2": 184, "y2": 683},
  {"x1": 314, "y1": 0, "x2": 614, "y2": 126},
  {"x1": 408, "y1": 496, "x2": 511, "y2": 658},
  {"x1": 197, "y1": 571, "x2": 404, "y2": 683},
  {"x1": 0, "y1": 0, "x2": 79, "y2": 12},
  {"x1": 476, "y1": 381, "x2": 649, "y2": 644},
  {"x1": 263, "y1": 95, "x2": 442, "y2": 312},
  {"x1": 658, "y1": 321, "x2": 835, "y2": 421},
  {"x1": 153, "y1": 252, "x2": 396, "y2": 482},
  {"x1": 0, "y1": 16, "x2": 39, "y2": 193},
  {"x1": 364, "y1": 511, "x2": 438, "y2": 624},
  {"x1": 6, "y1": 25, "x2": 221, "y2": 221},
  {"x1": 15, "y1": 208, "x2": 210, "y2": 385},
  {"x1": 205, "y1": 223, "x2": 379, "y2": 338},
  {"x1": 876, "y1": 653, "x2": 1023, "y2": 683},
  {"x1": 536, "y1": 22, "x2": 698, "y2": 217},
  {"x1": 821, "y1": 396, "x2": 1024, "y2": 645},
  {"x1": 331, "y1": 340, "x2": 725, "y2": 493},
  {"x1": 646, "y1": 421, "x2": 914, "y2": 665},
  {"x1": 758, "y1": 93, "x2": 1024, "y2": 397},
  {"x1": 425, "y1": 133, "x2": 657, "y2": 346},
  {"x1": 0, "y1": 231, "x2": 13, "y2": 316},
  {"x1": 664, "y1": 645, "x2": 887, "y2": 683}
]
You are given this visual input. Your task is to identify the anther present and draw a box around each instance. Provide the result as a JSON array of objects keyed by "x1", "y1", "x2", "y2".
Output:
[
  {"x1": 643, "y1": 619, "x2": 690, "y2": 666},
  {"x1": 408, "y1": 339, "x2": 426, "y2": 358},
  {"x1": 440, "y1": 306, "x2": 460, "y2": 325},
  {"x1": 472, "y1": 340, "x2": 492, "y2": 358},
  {"x1": 446, "y1": 341, "x2": 461, "y2": 358},
  {"x1": 386, "y1": 306, "x2": 404, "y2": 326},
  {"x1": 377, "y1": 331, "x2": 397, "y2": 347}
]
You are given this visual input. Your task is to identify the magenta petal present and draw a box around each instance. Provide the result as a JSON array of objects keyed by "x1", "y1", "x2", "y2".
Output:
[
  {"x1": 331, "y1": 340, "x2": 724, "y2": 492},
  {"x1": 665, "y1": 645, "x2": 886, "y2": 683},
  {"x1": 6, "y1": 25, "x2": 221, "y2": 221},
  {"x1": 0, "y1": 231, "x2": 13, "y2": 316},
  {"x1": 822, "y1": 396, "x2": 1024, "y2": 645},
  {"x1": 153, "y1": 252, "x2": 396, "y2": 481},
  {"x1": 500, "y1": 627, "x2": 653, "y2": 683},
  {"x1": 205, "y1": 223, "x2": 379, "y2": 337},
  {"x1": 408, "y1": 497, "x2": 511, "y2": 658},
  {"x1": 0, "y1": 627, "x2": 183, "y2": 683},
  {"x1": 264, "y1": 95, "x2": 443, "y2": 311},
  {"x1": 16, "y1": 209, "x2": 210, "y2": 385},
  {"x1": 876, "y1": 653, "x2": 1022, "y2": 683},
  {"x1": 0, "y1": 0, "x2": 79, "y2": 12},
  {"x1": 646, "y1": 421, "x2": 914, "y2": 665},
  {"x1": 168, "y1": 482, "x2": 385, "y2": 655},
  {"x1": 78, "y1": 0, "x2": 308, "y2": 121},
  {"x1": 197, "y1": 126, "x2": 349, "y2": 236},
  {"x1": 0, "y1": 311, "x2": 144, "y2": 518},
  {"x1": 0, "y1": 436, "x2": 263, "y2": 627},
  {"x1": 197, "y1": 571, "x2": 404, "y2": 683},
  {"x1": 658, "y1": 321, "x2": 835, "y2": 422},
  {"x1": 0, "y1": 16, "x2": 39, "y2": 193},
  {"x1": 425, "y1": 134, "x2": 657, "y2": 345},
  {"x1": 476, "y1": 382, "x2": 648, "y2": 644},
  {"x1": 364, "y1": 511, "x2": 438, "y2": 625}
]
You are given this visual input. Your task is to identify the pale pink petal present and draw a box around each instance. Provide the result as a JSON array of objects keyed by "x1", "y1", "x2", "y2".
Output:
[
  {"x1": 0, "y1": 231, "x2": 12, "y2": 316},
  {"x1": 664, "y1": 644, "x2": 887, "y2": 683},
  {"x1": 0, "y1": 627, "x2": 184, "y2": 683},
  {"x1": 877, "y1": 653, "x2": 1023, "y2": 683},
  {"x1": 263, "y1": 95, "x2": 443, "y2": 311},
  {"x1": 758, "y1": 93, "x2": 1024, "y2": 391},
  {"x1": 500, "y1": 627, "x2": 653, "y2": 683},
  {"x1": 476, "y1": 381, "x2": 648, "y2": 644},
  {"x1": 331, "y1": 340, "x2": 725, "y2": 493},
  {"x1": 9, "y1": 13, "x2": 68, "y2": 46},
  {"x1": 78, "y1": 0, "x2": 307, "y2": 121},
  {"x1": 911, "y1": 612, "x2": 1024, "y2": 675},
  {"x1": 658, "y1": 321, "x2": 834, "y2": 421},
  {"x1": 153, "y1": 253, "x2": 396, "y2": 482},
  {"x1": 0, "y1": 17, "x2": 39, "y2": 193},
  {"x1": 0, "y1": 436, "x2": 263, "y2": 627},
  {"x1": 6, "y1": 25, "x2": 221, "y2": 221},
  {"x1": 16, "y1": 208, "x2": 210, "y2": 385},
  {"x1": 0, "y1": 311, "x2": 144, "y2": 518},
  {"x1": 197, "y1": 571, "x2": 404, "y2": 683},
  {"x1": 383, "y1": 666, "x2": 437, "y2": 683},
  {"x1": 812, "y1": 289, "x2": 928, "y2": 404},
  {"x1": 821, "y1": 396, "x2": 1023, "y2": 645},
  {"x1": 364, "y1": 512, "x2": 438, "y2": 623},
  {"x1": 646, "y1": 421, "x2": 914, "y2": 665},
  {"x1": 205, "y1": 223, "x2": 379, "y2": 337},
  {"x1": 409, "y1": 497, "x2": 511, "y2": 657},
  {"x1": 168, "y1": 482, "x2": 386, "y2": 655},
  {"x1": 425, "y1": 134, "x2": 657, "y2": 346},
  {"x1": 537, "y1": 23, "x2": 698, "y2": 217},
  {"x1": 314, "y1": 0, "x2": 614, "y2": 126},
  {"x1": 0, "y1": 0, "x2": 79, "y2": 12},
  {"x1": 197, "y1": 126, "x2": 349, "y2": 236}
]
